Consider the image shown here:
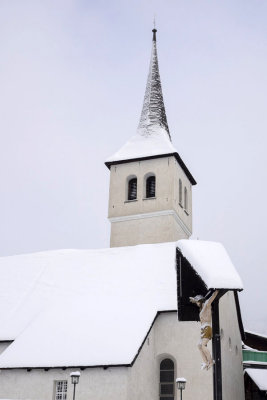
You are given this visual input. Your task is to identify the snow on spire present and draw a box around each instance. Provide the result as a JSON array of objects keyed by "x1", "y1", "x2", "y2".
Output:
[{"x1": 138, "y1": 28, "x2": 171, "y2": 140}]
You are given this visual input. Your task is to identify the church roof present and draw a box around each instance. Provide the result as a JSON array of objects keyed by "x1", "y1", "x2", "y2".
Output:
[
  {"x1": 0, "y1": 240, "x2": 242, "y2": 368},
  {"x1": 105, "y1": 30, "x2": 196, "y2": 186}
]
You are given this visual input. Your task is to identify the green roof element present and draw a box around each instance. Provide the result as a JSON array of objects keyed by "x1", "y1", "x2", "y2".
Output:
[{"x1": 243, "y1": 349, "x2": 267, "y2": 363}]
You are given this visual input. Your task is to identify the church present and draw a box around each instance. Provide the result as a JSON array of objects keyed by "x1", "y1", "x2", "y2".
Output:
[{"x1": 0, "y1": 29, "x2": 245, "y2": 400}]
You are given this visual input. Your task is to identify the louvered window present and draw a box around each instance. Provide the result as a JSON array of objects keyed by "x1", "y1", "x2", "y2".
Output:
[
  {"x1": 55, "y1": 381, "x2": 67, "y2": 400},
  {"x1": 128, "y1": 178, "x2": 137, "y2": 200},
  {"x1": 179, "y1": 179, "x2": 182, "y2": 205},
  {"x1": 184, "y1": 187, "x2": 188, "y2": 211},
  {"x1": 146, "y1": 176, "x2": 156, "y2": 198},
  {"x1": 160, "y1": 359, "x2": 175, "y2": 400}
]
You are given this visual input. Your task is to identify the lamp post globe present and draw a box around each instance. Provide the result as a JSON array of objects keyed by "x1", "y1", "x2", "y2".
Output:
[
  {"x1": 70, "y1": 371, "x2": 81, "y2": 400},
  {"x1": 176, "y1": 377, "x2": 186, "y2": 400}
]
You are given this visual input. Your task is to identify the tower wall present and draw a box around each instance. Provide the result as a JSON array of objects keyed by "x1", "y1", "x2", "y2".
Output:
[{"x1": 108, "y1": 156, "x2": 192, "y2": 247}]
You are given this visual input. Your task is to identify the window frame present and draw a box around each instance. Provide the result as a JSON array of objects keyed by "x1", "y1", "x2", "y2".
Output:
[
  {"x1": 184, "y1": 186, "x2": 188, "y2": 212},
  {"x1": 159, "y1": 358, "x2": 175, "y2": 400},
  {"x1": 145, "y1": 174, "x2": 156, "y2": 199},
  {"x1": 127, "y1": 176, "x2": 138, "y2": 201},
  {"x1": 179, "y1": 179, "x2": 183, "y2": 207},
  {"x1": 54, "y1": 380, "x2": 68, "y2": 400}
]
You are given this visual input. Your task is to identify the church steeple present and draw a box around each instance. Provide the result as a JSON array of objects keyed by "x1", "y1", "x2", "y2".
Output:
[
  {"x1": 138, "y1": 29, "x2": 171, "y2": 140},
  {"x1": 106, "y1": 28, "x2": 196, "y2": 248}
]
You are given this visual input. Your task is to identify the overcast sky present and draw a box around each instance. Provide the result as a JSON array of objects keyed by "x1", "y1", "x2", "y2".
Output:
[{"x1": 1, "y1": 0, "x2": 267, "y2": 335}]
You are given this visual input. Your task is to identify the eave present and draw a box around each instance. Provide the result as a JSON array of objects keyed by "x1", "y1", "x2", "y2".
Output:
[{"x1": 105, "y1": 152, "x2": 197, "y2": 186}]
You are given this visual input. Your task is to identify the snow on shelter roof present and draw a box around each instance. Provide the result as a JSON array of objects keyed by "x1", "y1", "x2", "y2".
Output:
[
  {"x1": 245, "y1": 368, "x2": 267, "y2": 391},
  {"x1": 177, "y1": 240, "x2": 243, "y2": 290},
  {"x1": 0, "y1": 240, "x2": 243, "y2": 368}
]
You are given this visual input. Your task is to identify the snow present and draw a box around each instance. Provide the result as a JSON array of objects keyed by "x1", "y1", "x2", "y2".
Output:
[
  {"x1": 0, "y1": 243, "x2": 177, "y2": 368},
  {"x1": 243, "y1": 361, "x2": 267, "y2": 365},
  {"x1": 0, "y1": 239, "x2": 243, "y2": 368},
  {"x1": 70, "y1": 371, "x2": 81, "y2": 377},
  {"x1": 105, "y1": 126, "x2": 177, "y2": 164},
  {"x1": 177, "y1": 240, "x2": 243, "y2": 290},
  {"x1": 245, "y1": 368, "x2": 267, "y2": 390},
  {"x1": 105, "y1": 34, "x2": 175, "y2": 165}
]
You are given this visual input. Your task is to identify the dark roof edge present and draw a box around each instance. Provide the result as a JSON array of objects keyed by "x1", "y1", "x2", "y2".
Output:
[
  {"x1": 0, "y1": 340, "x2": 14, "y2": 344},
  {"x1": 244, "y1": 331, "x2": 267, "y2": 340},
  {"x1": 105, "y1": 153, "x2": 197, "y2": 186},
  {"x1": 0, "y1": 310, "x2": 177, "y2": 371},
  {"x1": 244, "y1": 364, "x2": 267, "y2": 370},
  {"x1": 234, "y1": 290, "x2": 246, "y2": 342}
]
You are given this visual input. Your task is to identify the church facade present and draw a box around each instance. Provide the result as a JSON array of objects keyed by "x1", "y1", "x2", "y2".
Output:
[{"x1": 0, "y1": 29, "x2": 245, "y2": 400}]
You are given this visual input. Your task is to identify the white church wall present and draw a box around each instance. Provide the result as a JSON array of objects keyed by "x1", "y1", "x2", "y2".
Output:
[
  {"x1": 0, "y1": 308, "x2": 244, "y2": 400},
  {"x1": 219, "y1": 291, "x2": 245, "y2": 400},
  {"x1": 110, "y1": 214, "x2": 189, "y2": 247},
  {"x1": 0, "y1": 367, "x2": 129, "y2": 400},
  {"x1": 173, "y1": 158, "x2": 192, "y2": 232},
  {"x1": 128, "y1": 318, "x2": 158, "y2": 400},
  {"x1": 154, "y1": 313, "x2": 213, "y2": 400},
  {"x1": 128, "y1": 312, "x2": 213, "y2": 400}
]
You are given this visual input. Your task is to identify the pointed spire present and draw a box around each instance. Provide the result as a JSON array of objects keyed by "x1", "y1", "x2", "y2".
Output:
[{"x1": 138, "y1": 28, "x2": 171, "y2": 140}]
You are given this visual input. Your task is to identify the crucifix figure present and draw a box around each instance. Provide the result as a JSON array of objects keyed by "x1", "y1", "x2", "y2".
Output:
[{"x1": 189, "y1": 290, "x2": 219, "y2": 370}]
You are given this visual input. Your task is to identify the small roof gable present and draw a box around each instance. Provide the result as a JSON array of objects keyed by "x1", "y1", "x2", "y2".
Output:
[
  {"x1": 177, "y1": 240, "x2": 243, "y2": 290},
  {"x1": 245, "y1": 368, "x2": 267, "y2": 391}
]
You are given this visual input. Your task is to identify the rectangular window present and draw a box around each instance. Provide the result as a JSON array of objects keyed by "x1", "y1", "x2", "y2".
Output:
[{"x1": 55, "y1": 381, "x2": 68, "y2": 400}]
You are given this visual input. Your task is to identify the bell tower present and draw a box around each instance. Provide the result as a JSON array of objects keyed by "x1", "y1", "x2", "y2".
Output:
[{"x1": 105, "y1": 29, "x2": 196, "y2": 248}]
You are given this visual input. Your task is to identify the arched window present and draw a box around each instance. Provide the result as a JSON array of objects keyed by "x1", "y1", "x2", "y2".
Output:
[
  {"x1": 128, "y1": 178, "x2": 137, "y2": 200},
  {"x1": 159, "y1": 359, "x2": 175, "y2": 400},
  {"x1": 184, "y1": 187, "x2": 188, "y2": 211},
  {"x1": 179, "y1": 179, "x2": 182, "y2": 205},
  {"x1": 146, "y1": 175, "x2": 156, "y2": 198}
]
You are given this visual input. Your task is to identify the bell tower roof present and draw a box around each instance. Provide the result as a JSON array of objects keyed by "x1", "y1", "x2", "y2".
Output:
[{"x1": 105, "y1": 29, "x2": 196, "y2": 186}]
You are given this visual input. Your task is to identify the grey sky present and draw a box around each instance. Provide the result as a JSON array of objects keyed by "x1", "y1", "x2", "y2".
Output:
[{"x1": 1, "y1": 0, "x2": 267, "y2": 334}]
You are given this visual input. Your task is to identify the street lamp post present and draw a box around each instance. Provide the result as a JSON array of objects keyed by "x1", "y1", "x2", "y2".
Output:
[
  {"x1": 176, "y1": 377, "x2": 186, "y2": 400},
  {"x1": 70, "y1": 371, "x2": 81, "y2": 400}
]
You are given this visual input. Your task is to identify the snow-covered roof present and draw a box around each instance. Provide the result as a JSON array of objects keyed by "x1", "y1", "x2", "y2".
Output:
[
  {"x1": 0, "y1": 240, "x2": 243, "y2": 368},
  {"x1": 105, "y1": 127, "x2": 177, "y2": 164},
  {"x1": 177, "y1": 240, "x2": 243, "y2": 290},
  {"x1": 0, "y1": 243, "x2": 177, "y2": 368},
  {"x1": 245, "y1": 368, "x2": 267, "y2": 391}
]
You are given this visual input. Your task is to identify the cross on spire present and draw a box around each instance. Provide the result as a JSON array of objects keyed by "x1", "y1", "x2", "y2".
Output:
[{"x1": 138, "y1": 28, "x2": 171, "y2": 140}]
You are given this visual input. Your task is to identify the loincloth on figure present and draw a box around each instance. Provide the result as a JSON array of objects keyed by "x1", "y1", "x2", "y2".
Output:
[{"x1": 201, "y1": 325, "x2": 212, "y2": 340}]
